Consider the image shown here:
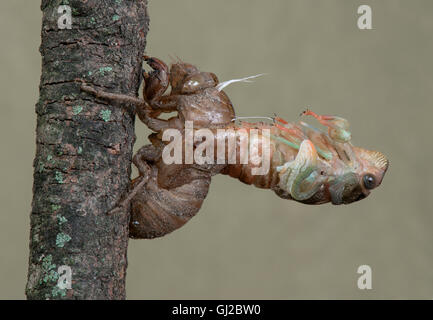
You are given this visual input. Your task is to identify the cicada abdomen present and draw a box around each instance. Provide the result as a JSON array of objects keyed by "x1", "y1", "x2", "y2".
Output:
[
  {"x1": 129, "y1": 165, "x2": 211, "y2": 239},
  {"x1": 213, "y1": 122, "x2": 297, "y2": 191}
]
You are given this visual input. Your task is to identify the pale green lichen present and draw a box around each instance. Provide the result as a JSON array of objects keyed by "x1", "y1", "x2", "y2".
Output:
[
  {"x1": 62, "y1": 256, "x2": 74, "y2": 265},
  {"x1": 41, "y1": 255, "x2": 54, "y2": 270},
  {"x1": 39, "y1": 255, "x2": 58, "y2": 284},
  {"x1": 112, "y1": 14, "x2": 120, "y2": 21},
  {"x1": 57, "y1": 215, "x2": 67, "y2": 225},
  {"x1": 51, "y1": 204, "x2": 61, "y2": 212},
  {"x1": 98, "y1": 66, "x2": 113, "y2": 75},
  {"x1": 38, "y1": 161, "x2": 44, "y2": 173},
  {"x1": 72, "y1": 105, "x2": 83, "y2": 115},
  {"x1": 43, "y1": 270, "x2": 59, "y2": 283},
  {"x1": 51, "y1": 286, "x2": 67, "y2": 298},
  {"x1": 32, "y1": 225, "x2": 41, "y2": 243},
  {"x1": 71, "y1": 7, "x2": 79, "y2": 16},
  {"x1": 56, "y1": 233, "x2": 71, "y2": 248},
  {"x1": 54, "y1": 171, "x2": 64, "y2": 184},
  {"x1": 100, "y1": 109, "x2": 111, "y2": 122},
  {"x1": 77, "y1": 146, "x2": 83, "y2": 154}
]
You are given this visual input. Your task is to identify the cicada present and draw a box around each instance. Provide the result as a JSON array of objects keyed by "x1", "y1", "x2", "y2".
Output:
[{"x1": 81, "y1": 56, "x2": 389, "y2": 239}]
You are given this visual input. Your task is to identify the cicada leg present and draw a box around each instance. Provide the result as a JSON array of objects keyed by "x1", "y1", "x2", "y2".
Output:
[
  {"x1": 301, "y1": 109, "x2": 351, "y2": 143},
  {"x1": 108, "y1": 144, "x2": 159, "y2": 215},
  {"x1": 80, "y1": 81, "x2": 172, "y2": 132},
  {"x1": 80, "y1": 82, "x2": 145, "y2": 109},
  {"x1": 143, "y1": 56, "x2": 170, "y2": 102},
  {"x1": 276, "y1": 140, "x2": 326, "y2": 201}
]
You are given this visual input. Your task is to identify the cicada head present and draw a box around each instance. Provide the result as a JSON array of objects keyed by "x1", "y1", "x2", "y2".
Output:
[{"x1": 326, "y1": 147, "x2": 389, "y2": 205}]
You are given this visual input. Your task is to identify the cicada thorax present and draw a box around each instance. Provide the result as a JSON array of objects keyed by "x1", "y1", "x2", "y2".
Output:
[{"x1": 176, "y1": 88, "x2": 236, "y2": 128}]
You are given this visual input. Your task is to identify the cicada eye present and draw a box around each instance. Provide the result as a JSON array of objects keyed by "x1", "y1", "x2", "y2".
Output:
[{"x1": 362, "y1": 174, "x2": 376, "y2": 190}]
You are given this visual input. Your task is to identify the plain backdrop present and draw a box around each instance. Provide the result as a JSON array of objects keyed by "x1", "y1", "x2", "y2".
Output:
[{"x1": 0, "y1": 0, "x2": 432, "y2": 299}]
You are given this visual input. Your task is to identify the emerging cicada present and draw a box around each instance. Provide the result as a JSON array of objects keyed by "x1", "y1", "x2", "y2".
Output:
[{"x1": 81, "y1": 56, "x2": 389, "y2": 239}]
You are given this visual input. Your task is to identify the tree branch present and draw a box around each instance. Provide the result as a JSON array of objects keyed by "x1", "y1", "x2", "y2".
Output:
[{"x1": 26, "y1": 0, "x2": 149, "y2": 300}]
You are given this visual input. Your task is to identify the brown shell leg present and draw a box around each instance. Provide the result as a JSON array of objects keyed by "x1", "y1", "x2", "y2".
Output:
[
  {"x1": 108, "y1": 144, "x2": 158, "y2": 215},
  {"x1": 80, "y1": 82, "x2": 145, "y2": 108},
  {"x1": 143, "y1": 56, "x2": 170, "y2": 102}
]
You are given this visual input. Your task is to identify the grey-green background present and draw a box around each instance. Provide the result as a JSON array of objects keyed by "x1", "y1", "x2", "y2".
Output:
[{"x1": 1, "y1": 0, "x2": 432, "y2": 299}]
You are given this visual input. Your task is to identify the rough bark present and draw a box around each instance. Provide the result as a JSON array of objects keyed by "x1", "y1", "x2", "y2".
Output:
[{"x1": 26, "y1": 0, "x2": 149, "y2": 300}]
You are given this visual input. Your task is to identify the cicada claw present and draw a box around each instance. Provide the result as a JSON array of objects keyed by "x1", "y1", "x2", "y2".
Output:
[{"x1": 301, "y1": 109, "x2": 351, "y2": 143}]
